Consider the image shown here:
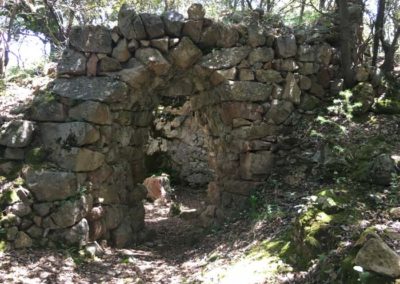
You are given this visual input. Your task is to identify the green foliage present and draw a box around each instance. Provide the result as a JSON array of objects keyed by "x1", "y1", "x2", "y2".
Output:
[
  {"x1": 247, "y1": 182, "x2": 285, "y2": 221},
  {"x1": 26, "y1": 147, "x2": 48, "y2": 166},
  {"x1": 5, "y1": 64, "x2": 44, "y2": 83},
  {"x1": 169, "y1": 202, "x2": 181, "y2": 216}
]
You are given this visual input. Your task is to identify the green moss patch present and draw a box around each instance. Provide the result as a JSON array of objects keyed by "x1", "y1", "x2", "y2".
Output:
[
  {"x1": 25, "y1": 147, "x2": 48, "y2": 165},
  {"x1": 373, "y1": 98, "x2": 400, "y2": 114}
]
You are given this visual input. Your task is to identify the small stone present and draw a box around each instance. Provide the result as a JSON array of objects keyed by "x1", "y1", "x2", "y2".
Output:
[
  {"x1": 248, "y1": 47, "x2": 274, "y2": 65},
  {"x1": 86, "y1": 53, "x2": 98, "y2": 76},
  {"x1": 112, "y1": 39, "x2": 131, "y2": 62},
  {"x1": 135, "y1": 48, "x2": 171, "y2": 76},
  {"x1": 187, "y1": 3, "x2": 205, "y2": 20},
  {"x1": 14, "y1": 231, "x2": 33, "y2": 248},
  {"x1": 150, "y1": 37, "x2": 169, "y2": 53},
  {"x1": 389, "y1": 207, "x2": 400, "y2": 220},
  {"x1": 238, "y1": 68, "x2": 254, "y2": 80},
  {"x1": 255, "y1": 70, "x2": 283, "y2": 84},
  {"x1": 6, "y1": 202, "x2": 31, "y2": 217},
  {"x1": 355, "y1": 237, "x2": 400, "y2": 278},
  {"x1": 6, "y1": 226, "x2": 18, "y2": 241},
  {"x1": 282, "y1": 72, "x2": 301, "y2": 105}
]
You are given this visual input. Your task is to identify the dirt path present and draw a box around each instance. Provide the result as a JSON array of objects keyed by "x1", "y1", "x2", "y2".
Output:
[{"x1": 0, "y1": 186, "x2": 292, "y2": 284}]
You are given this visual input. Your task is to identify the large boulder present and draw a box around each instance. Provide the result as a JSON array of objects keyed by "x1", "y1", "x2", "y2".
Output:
[
  {"x1": 118, "y1": 4, "x2": 147, "y2": 40},
  {"x1": 25, "y1": 169, "x2": 78, "y2": 202},
  {"x1": 170, "y1": 37, "x2": 202, "y2": 69},
  {"x1": 57, "y1": 49, "x2": 86, "y2": 75},
  {"x1": 200, "y1": 46, "x2": 251, "y2": 70},
  {"x1": 69, "y1": 26, "x2": 112, "y2": 53},
  {"x1": 53, "y1": 77, "x2": 128, "y2": 103},
  {"x1": 0, "y1": 120, "x2": 35, "y2": 148},
  {"x1": 40, "y1": 122, "x2": 100, "y2": 147},
  {"x1": 355, "y1": 237, "x2": 400, "y2": 278}
]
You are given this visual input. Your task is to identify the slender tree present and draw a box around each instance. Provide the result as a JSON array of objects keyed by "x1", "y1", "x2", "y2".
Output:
[{"x1": 372, "y1": 0, "x2": 386, "y2": 67}]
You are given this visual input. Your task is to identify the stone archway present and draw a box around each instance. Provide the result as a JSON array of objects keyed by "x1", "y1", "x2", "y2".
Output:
[{"x1": 0, "y1": 4, "x2": 335, "y2": 248}]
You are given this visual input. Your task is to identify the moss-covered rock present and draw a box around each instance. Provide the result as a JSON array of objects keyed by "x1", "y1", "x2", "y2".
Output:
[{"x1": 351, "y1": 82, "x2": 375, "y2": 115}]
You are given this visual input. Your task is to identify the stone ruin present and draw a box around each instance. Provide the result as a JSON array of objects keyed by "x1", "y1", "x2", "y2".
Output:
[{"x1": 0, "y1": 3, "x2": 339, "y2": 248}]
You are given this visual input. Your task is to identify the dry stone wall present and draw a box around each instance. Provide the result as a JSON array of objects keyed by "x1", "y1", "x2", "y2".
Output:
[{"x1": 0, "y1": 3, "x2": 339, "y2": 248}]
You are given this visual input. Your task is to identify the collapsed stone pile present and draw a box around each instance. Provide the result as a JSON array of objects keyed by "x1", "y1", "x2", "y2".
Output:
[{"x1": 0, "y1": 3, "x2": 342, "y2": 248}]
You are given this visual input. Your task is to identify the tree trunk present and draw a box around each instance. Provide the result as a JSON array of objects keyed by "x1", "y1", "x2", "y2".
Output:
[
  {"x1": 372, "y1": 0, "x2": 386, "y2": 67},
  {"x1": 299, "y1": 0, "x2": 306, "y2": 23},
  {"x1": 319, "y1": 0, "x2": 326, "y2": 9},
  {"x1": 381, "y1": 26, "x2": 400, "y2": 73},
  {"x1": 337, "y1": 0, "x2": 355, "y2": 88}
]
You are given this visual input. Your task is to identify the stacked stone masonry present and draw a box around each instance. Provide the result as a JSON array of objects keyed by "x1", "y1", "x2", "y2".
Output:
[{"x1": 0, "y1": 3, "x2": 341, "y2": 248}]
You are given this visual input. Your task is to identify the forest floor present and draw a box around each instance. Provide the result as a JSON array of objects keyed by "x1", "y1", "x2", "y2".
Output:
[{"x1": 0, "y1": 187, "x2": 300, "y2": 284}]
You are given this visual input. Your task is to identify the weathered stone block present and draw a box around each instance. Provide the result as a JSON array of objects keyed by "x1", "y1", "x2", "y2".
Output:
[
  {"x1": 162, "y1": 11, "x2": 184, "y2": 37},
  {"x1": 53, "y1": 77, "x2": 128, "y2": 103},
  {"x1": 69, "y1": 101, "x2": 112, "y2": 125},
  {"x1": 240, "y1": 151, "x2": 274, "y2": 180},
  {"x1": 25, "y1": 169, "x2": 78, "y2": 202},
  {"x1": 140, "y1": 13, "x2": 165, "y2": 39},
  {"x1": 118, "y1": 4, "x2": 147, "y2": 40},
  {"x1": 135, "y1": 48, "x2": 171, "y2": 76},
  {"x1": 200, "y1": 46, "x2": 251, "y2": 70},
  {"x1": 170, "y1": 37, "x2": 202, "y2": 69},
  {"x1": 275, "y1": 34, "x2": 297, "y2": 58},
  {"x1": 112, "y1": 39, "x2": 131, "y2": 62},
  {"x1": 57, "y1": 49, "x2": 86, "y2": 75},
  {"x1": 0, "y1": 120, "x2": 35, "y2": 148},
  {"x1": 70, "y1": 26, "x2": 112, "y2": 53},
  {"x1": 248, "y1": 47, "x2": 274, "y2": 65},
  {"x1": 40, "y1": 122, "x2": 100, "y2": 147}
]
